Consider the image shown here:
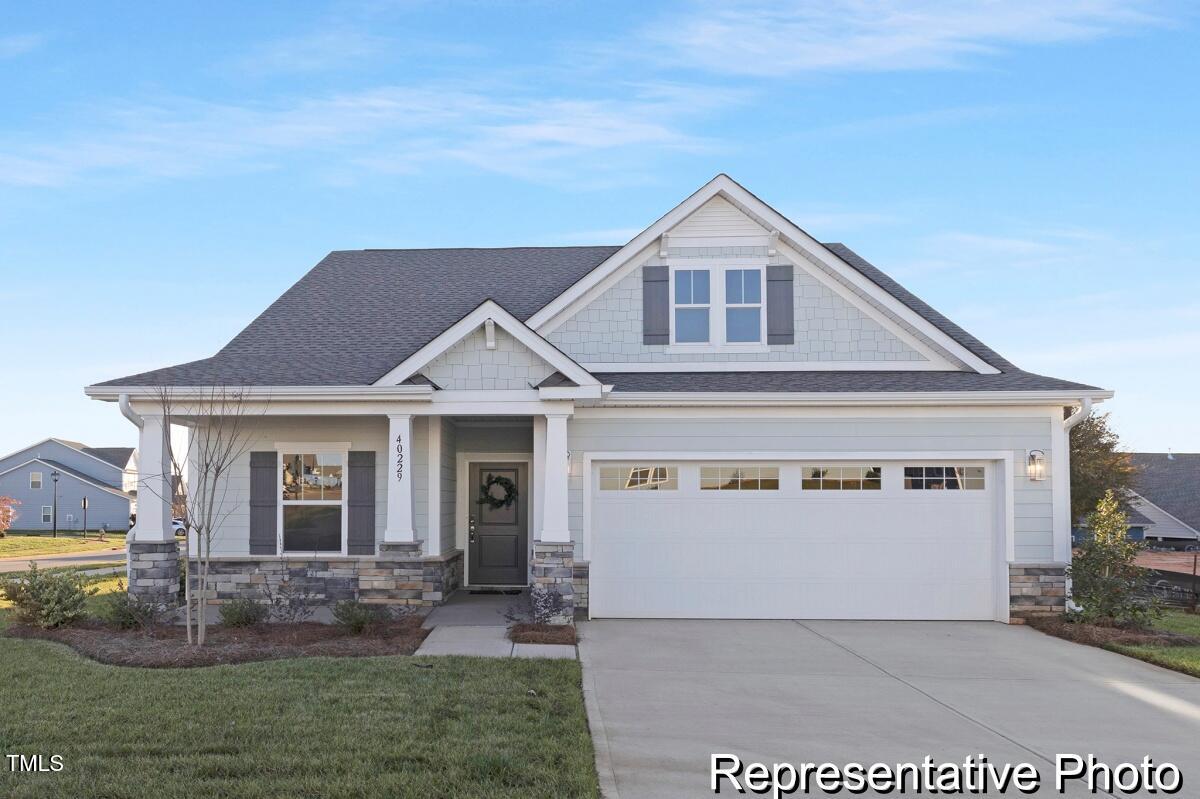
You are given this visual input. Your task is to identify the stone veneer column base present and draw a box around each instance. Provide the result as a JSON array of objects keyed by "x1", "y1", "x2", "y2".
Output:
[
  {"x1": 532, "y1": 541, "x2": 575, "y2": 625},
  {"x1": 1009, "y1": 563, "x2": 1068, "y2": 623},
  {"x1": 127, "y1": 541, "x2": 180, "y2": 608},
  {"x1": 194, "y1": 547, "x2": 464, "y2": 607}
]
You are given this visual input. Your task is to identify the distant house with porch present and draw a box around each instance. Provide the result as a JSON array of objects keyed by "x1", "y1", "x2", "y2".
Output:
[
  {"x1": 0, "y1": 438, "x2": 135, "y2": 532},
  {"x1": 1130, "y1": 453, "x2": 1200, "y2": 549}
]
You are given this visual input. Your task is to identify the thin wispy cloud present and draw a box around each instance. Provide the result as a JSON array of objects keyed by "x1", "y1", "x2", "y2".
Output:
[
  {"x1": 0, "y1": 82, "x2": 739, "y2": 188},
  {"x1": 0, "y1": 33, "x2": 45, "y2": 59},
  {"x1": 637, "y1": 0, "x2": 1166, "y2": 76}
]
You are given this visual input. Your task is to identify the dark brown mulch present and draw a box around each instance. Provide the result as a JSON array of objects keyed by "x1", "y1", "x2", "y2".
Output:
[
  {"x1": 5, "y1": 616, "x2": 429, "y2": 668},
  {"x1": 1026, "y1": 614, "x2": 1200, "y2": 648},
  {"x1": 508, "y1": 623, "x2": 577, "y2": 645}
]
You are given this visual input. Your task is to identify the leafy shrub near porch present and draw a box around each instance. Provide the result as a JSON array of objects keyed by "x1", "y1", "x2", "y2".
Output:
[
  {"x1": 331, "y1": 600, "x2": 388, "y2": 634},
  {"x1": 219, "y1": 597, "x2": 269, "y2": 627},
  {"x1": 1068, "y1": 490, "x2": 1161, "y2": 627},
  {"x1": 2, "y1": 562, "x2": 96, "y2": 628},
  {"x1": 100, "y1": 582, "x2": 171, "y2": 630}
]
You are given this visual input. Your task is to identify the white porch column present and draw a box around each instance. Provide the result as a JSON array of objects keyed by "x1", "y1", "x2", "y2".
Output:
[
  {"x1": 134, "y1": 413, "x2": 173, "y2": 543},
  {"x1": 532, "y1": 415, "x2": 546, "y2": 541},
  {"x1": 426, "y1": 415, "x2": 442, "y2": 557},
  {"x1": 539, "y1": 412, "x2": 571, "y2": 542},
  {"x1": 384, "y1": 413, "x2": 415, "y2": 542}
]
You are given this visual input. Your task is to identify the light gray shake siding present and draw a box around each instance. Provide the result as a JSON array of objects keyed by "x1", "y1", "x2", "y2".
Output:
[
  {"x1": 421, "y1": 326, "x2": 555, "y2": 389},
  {"x1": 547, "y1": 260, "x2": 926, "y2": 364}
]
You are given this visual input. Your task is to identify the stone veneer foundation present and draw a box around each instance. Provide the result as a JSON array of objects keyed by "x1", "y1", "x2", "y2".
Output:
[
  {"x1": 1008, "y1": 563, "x2": 1067, "y2": 622},
  {"x1": 128, "y1": 541, "x2": 181, "y2": 608},
  {"x1": 192, "y1": 546, "x2": 463, "y2": 606},
  {"x1": 531, "y1": 541, "x2": 576, "y2": 624}
]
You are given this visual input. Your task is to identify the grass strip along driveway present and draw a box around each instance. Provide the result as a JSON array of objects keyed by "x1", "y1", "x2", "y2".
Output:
[
  {"x1": 0, "y1": 630, "x2": 598, "y2": 798},
  {"x1": 0, "y1": 531, "x2": 128, "y2": 559},
  {"x1": 1109, "y1": 610, "x2": 1200, "y2": 678}
]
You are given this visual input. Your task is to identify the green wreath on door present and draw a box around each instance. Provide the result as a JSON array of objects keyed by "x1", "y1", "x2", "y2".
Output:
[{"x1": 477, "y1": 473, "x2": 519, "y2": 509}]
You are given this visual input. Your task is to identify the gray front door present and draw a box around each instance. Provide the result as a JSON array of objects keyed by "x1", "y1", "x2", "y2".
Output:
[{"x1": 468, "y1": 462, "x2": 529, "y2": 586}]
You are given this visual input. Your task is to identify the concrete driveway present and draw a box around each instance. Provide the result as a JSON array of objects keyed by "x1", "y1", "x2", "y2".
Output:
[{"x1": 578, "y1": 620, "x2": 1200, "y2": 798}]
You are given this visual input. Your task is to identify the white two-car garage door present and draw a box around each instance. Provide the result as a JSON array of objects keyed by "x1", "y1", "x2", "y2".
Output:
[{"x1": 588, "y1": 460, "x2": 1004, "y2": 621}]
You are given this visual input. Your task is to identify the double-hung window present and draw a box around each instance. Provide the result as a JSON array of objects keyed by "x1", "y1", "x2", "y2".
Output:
[
  {"x1": 29, "y1": 471, "x2": 42, "y2": 489},
  {"x1": 670, "y1": 266, "x2": 765, "y2": 347},
  {"x1": 673, "y1": 269, "x2": 711, "y2": 343},
  {"x1": 724, "y1": 268, "x2": 763, "y2": 343},
  {"x1": 41, "y1": 506, "x2": 52, "y2": 523},
  {"x1": 280, "y1": 451, "x2": 346, "y2": 553}
]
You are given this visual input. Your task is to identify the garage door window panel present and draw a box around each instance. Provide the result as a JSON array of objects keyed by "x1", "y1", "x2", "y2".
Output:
[
  {"x1": 700, "y1": 466, "x2": 779, "y2": 491},
  {"x1": 801, "y1": 466, "x2": 882, "y2": 491},
  {"x1": 904, "y1": 465, "x2": 985, "y2": 490},
  {"x1": 599, "y1": 465, "x2": 678, "y2": 491}
]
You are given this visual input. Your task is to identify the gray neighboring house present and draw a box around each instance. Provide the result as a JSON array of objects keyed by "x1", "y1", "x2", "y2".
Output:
[
  {"x1": 0, "y1": 438, "x2": 135, "y2": 533},
  {"x1": 1131, "y1": 453, "x2": 1200, "y2": 549}
]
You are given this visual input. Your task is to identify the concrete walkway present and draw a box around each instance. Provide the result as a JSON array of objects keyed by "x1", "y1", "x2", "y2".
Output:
[
  {"x1": 414, "y1": 591, "x2": 576, "y2": 659},
  {"x1": 579, "y1": 619, "x2": 1200, "y2": 798}
]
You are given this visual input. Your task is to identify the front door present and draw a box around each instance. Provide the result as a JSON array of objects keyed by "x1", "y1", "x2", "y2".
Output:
[{"x1": 468, "y1": 462, "x2": 529, "y2": 586}]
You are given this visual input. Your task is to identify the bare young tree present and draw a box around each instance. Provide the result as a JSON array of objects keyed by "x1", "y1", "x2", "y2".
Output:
[{"x1": 148, "y1": 385, "x2": 262, "y2": 646}]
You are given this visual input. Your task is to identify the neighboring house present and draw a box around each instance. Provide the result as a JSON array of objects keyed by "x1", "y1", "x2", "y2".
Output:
[
  {"x1": 1072, "y1": 505, "x2": 1154, "y2": 544},
  {"x1": 87, "y1": 175, "x2": 1111, "y2": 622},
  {"x1": 0, "y1": 438, "x2": 135, "y2": 532},
  {"x1": 1130, "y1": 453, "x2": 1200, "y2": 549}
]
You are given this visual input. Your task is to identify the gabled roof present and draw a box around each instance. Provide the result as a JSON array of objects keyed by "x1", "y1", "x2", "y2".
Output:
[
  {"x1": 91, "y1": 176, "x2": 1102, "y2": 395},
  {"x1": 0, "y1": 458, "x2": 132, "y2": 499},
  {"x1": 82, "y1": 447, "x2": 135, "y2": 469},
  {"x1": 1132, "y1": 453, "x2": 1200, "y2": 534}
]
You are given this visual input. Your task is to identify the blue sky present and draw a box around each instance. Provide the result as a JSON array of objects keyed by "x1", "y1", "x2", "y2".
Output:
[{"x1": 1, "y1": 1, "x2": 1197, "y2": 455}]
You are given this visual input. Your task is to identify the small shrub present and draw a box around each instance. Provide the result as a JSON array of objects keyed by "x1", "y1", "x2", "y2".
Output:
[
  {"x1": 504, "y1": 586, "x2": 568, "y2": 626},
  {"x1": 218, "y1": 597, "x2": 269, "y2": 627},
  {"x1": 100, "y1": 582, "x2": 169, "y2": 630},
  {"x1": 1068, "y1": 490, "x2": 1161, "y2": 627},
  {"x1": 1, "y1": 562, "x2": 96, "y2": 628},
  {"x1": 263, "y1": 578, "x2": 316, "y2": 624},
  {"x1": 332, "y1": 600, "x2": 388, "y2": 634}
]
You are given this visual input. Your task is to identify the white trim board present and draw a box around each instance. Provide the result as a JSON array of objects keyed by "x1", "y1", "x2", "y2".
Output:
[
  {"x1": 455, "y1": 451, "x2": 535, "y2": 588},
  {"x1": 527, "y1": 174, "x2": 998, "y2": 375},
  {"x1": 373, "y1": 300, "x2": 599, "y2": 388},
  {"x1": 582, "y1": 361, "x2": 956, "y2": 373}
]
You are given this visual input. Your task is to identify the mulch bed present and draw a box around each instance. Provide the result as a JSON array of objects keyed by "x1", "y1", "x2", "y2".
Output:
[
  {"x1": 508, "y1": 623, "x2": 577, "y2": 645},
  {"x1": 5, "y1": 616, "x2": 429, "y2": 668},
  {"x1": 1027, "y1": 614, "x2": 1200, "y2": 648}
]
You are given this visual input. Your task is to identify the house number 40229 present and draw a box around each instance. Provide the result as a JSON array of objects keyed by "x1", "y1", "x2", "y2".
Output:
[{"x1": 394, "y1": 435, "x2": 405, "y2": 482}]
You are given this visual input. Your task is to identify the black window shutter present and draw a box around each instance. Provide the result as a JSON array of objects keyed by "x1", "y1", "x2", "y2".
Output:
[
  {"x1": 346, "y1": 451, "x2": 376, "y2": 555},
  {"x1": 248, "y1": 451, "x2": 277, "y2": 555},
  {"x1": 642, "y1": 265, "x2": 670, "y2": 345},
  {"x1": 766, "y1": 265, "x2": 795, "y2": 345}
]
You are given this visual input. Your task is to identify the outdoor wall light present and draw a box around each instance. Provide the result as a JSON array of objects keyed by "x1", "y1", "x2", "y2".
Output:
[{"x1": 1026, "y1": 450, "x2": 1047, "y2": 481}]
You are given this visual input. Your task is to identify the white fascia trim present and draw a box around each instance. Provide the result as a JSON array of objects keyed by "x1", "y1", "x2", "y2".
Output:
[
  {"x1": 0, "y1": 458, "x2": 132, "y2": 499},
  {"x1": 85, "y1": 385, "x2": 433, "y2": 402},
  {"x1": 538, "y1": 384, "x2": 608, "y2": 400},
  {"x1": 1131, "y1": 492, "x2": 1200, "y2": 539},
  {"x1": 527, "y1": 174, "x2": 998, "y2": 375},
  {"x1": 372, "y1": 300, "x2": 599, "y2": 388},
  {"x1": 599, "y1": 390, "x2": 1114, "y2": 407},
  {"x1": 581, "y1": 360, "x2": 953, "y2": 373}
]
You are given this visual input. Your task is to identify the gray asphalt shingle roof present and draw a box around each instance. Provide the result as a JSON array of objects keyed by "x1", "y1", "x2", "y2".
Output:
[
  {"x1": 96, "y1": 243, "x2": 1099, "y2": 393},
  {"x1": 82, "y1": 447, "x2": 134, "y2": 469},
  {"x1": 1132, "y1": 453, "x2": 1200, "y2": 532}
]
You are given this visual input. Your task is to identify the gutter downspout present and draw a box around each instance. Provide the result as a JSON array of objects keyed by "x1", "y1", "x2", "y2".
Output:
[
  {"x1": 1061, "y1": 396, "x2": 1092, "y2": 613},
  {"x1": 1063, "y1": 397, "x2": 1092, "y2": 431}
]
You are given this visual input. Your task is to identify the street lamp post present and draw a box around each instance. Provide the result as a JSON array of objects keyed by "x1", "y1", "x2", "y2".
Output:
[
  {"x1": 50, "y1": 470, "x2": 60, "y2": 538},
  {"x1": 81, "y1": 496, "x2": 89, "y2": 539}
]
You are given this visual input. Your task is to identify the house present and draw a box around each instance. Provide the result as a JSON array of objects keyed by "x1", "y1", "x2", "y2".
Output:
[
  {"x1": 0, "y1": 438, "x2": 135, "y2": 532},
  {"x1": 1072, "y1": 504, "x2": 1154, "y2": 545},
  {"x1": 1129, "y1": 453, "x2": 1200, "y2": 549},
  {"x1": 86, "y1": 175, "x2": 1112, "y2": 622}
]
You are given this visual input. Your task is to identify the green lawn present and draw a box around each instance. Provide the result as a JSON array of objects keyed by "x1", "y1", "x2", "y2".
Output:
[
  {"x1": 1109, "y1": 610, "x2": 1200, "y2": 679},
  {"x1": 0, "y1": 616, "x2": 598, "y2": 798},
  {"x1": 0, "y1": 531, "x2": 128, "y2": 559}
]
